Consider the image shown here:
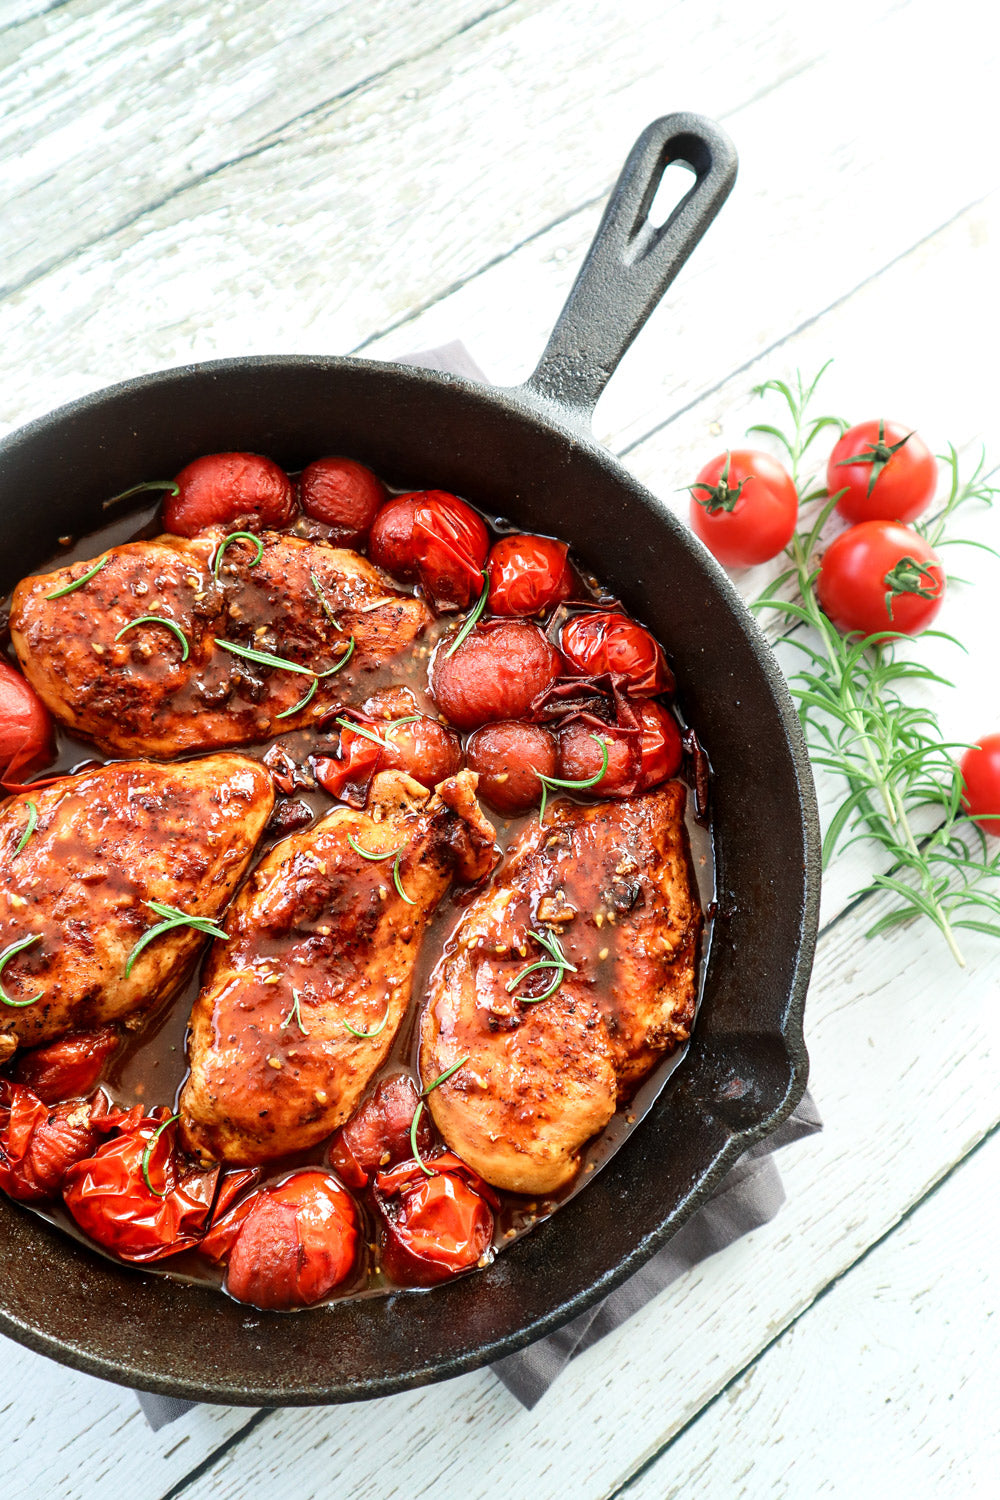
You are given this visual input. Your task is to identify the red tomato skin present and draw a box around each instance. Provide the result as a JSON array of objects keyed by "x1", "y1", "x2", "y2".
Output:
[
  {"x1": 163, "y1": 452, "x2": 296, "y2": 537},
  {"x1": 0, "y1": 661, "x2": 53, "y2": 787},
  {"x1": 689, "y1": 449, "x2": 799, "y2": 567},
  {"x1": 960, "y1": 734, "x2": 1000, "y2": 835},
  {"x1": 312, "y1": 724, "x2": 382, "y2": 806},
  {"x1": 429, "y1": 621, "x2": 561, "y2": 730},
  {"x1": 0, "y1": 1083, "x2": 108, "y2": 1201},
  {"x1": 557, "y1": 723, "x2": 638, "y2": 796},
  {"x1": 486, "y1": 535, "x2": 573, "y2": 616},
  {"x1": 375, "y1": 1152, "x2": 496, "y2": 1286},
  {"x1": 298, "y1": 457, "x2": 386, "y2": 542},
  {"x1": 15, "y1": 1027, "x2": 120, "y2": 1104},
  {"x1": 817, "y1": 521, "x2": 944, "y2": 637},
  {"x1": 369, "y1": 496, "x2": 419, "y2": 577},
  {"x1": 466, "y1": 721, "x2": 558, "y2": 814},
  {"x1": 560, "y1": 612, "x2": 673, "y2": 696},
  {"x1": 828, "y1": 421, "x2": 938, "y2": 524},
  {"x1": 222, "y1": 1170, "x2": 359, "y2": 1309},
  {"x1": 370, "y1": 492, "x2": 490, "y2": 611},
  {"x1": 379, "y1": 716, "x2": 463, "y2": 790},
  {"x1": 328, "y1": 1076, "x2": 431, "y2": 1188},
  {"x1": 637, "y1": 702, "x2": 684, "y2": 789}
]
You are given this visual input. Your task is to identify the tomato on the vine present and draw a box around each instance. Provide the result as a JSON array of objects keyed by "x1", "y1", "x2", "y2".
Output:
[
  {"x1": 959, "y1": 735, "x2": 1000, "y2": 836},
  {"x1": 828, "y1": 420, "x2": 937, "y2": 525},
  {"x1": 688, "y1": 449, "x2": 798, "y2": 567},
  {"x1": 817, "y1": 520, "x2": 944, "y2": 638}
]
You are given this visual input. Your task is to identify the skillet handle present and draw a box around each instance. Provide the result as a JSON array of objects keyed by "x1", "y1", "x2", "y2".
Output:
[{"x1": 515, "y1": 113, "x2": 737, "y2": 426}]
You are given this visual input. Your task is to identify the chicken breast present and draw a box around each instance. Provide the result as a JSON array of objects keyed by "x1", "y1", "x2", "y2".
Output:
[
  {"x1": 420, "y1": 783, "x2": 702, "y2": 1194},
  {"x1": 180, "y1": 769, "x2": 496, "y2": 1165},
  {"x1": 0, "y1": 756, "x2": 274, "y2": 1058},
  {"x1": 9, "y1": 527, "x2": 432, "y2": 758}
]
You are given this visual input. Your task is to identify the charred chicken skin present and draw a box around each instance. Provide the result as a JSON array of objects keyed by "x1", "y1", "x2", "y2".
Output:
[
  {"x1": 419, "y1": 782, "x2": 701, "y2": 1194},
  {"x1": 9, "y1": 528, "x2": 432, "y2": 758},
  {"x1": 0, "y1": 756, "x2": 273, "y2": 1059},
  {"x1": 180, "y1": 769, "x2": 495, "y2": 1165}
]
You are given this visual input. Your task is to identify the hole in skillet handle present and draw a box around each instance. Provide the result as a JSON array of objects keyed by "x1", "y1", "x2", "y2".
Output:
[{"x1": 512, "y1": 111, "x2": 738, "y2": 426}]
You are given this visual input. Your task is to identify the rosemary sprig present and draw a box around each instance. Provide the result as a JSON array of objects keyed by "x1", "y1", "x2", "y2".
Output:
[
  {"x1": 215, "y1": 635, "x2": 354, "y2": 679},
  {"x1": 275, "y1": 678, "x2": 318, "y2": 720},
  {"x1": 535, "y1": 734, "x2": 610, "y2": 821},
  {"x1": 0, "y1": 934, "x2": 42, "y2": 1008},
  {"x1": 116, "y1": 615, "x2": 190, "y2": 661},
  {"x1": 336, "y1": 717, "x2": 388, "y2": 748},
  {"x1": 445, "y1": 571, "x2": 490, "y2": 657},
  {"x1": 505, "y1": 929, "x2": 577, "y2": 1003},
  {"x1": 750, "y1": 367, "x2": 999, "y2": 965},
  {"x1": 410, "y1": 1055, "x2": 470, "y2": 1176},
  {"x1": 346, "y1": 832, "x2": 405, "y2": 861},
  {"x1": 342, "y1": 1005, "x2": 391, "y2": 1038},
  {"x1": 102, "y1": 479, "x2": 179, "y2": 510},
  {"x1": 14, "y1": 800, "x2": 38, "y2": 856},
  {"x1": 392, "y1": 853, "x2": 416, "y2": 905},
  {"x1": 310, "y1": 570, "x2": 342, "y2": 629},
  {"x1": 280, "y1": 987, "x2": 309, "y2": 1035},
  {"x1": 125, "y1": 900, "x2": 229, "y2": 978},
  {"x1": 141, "y1": 1113, "x2": 179, "y2": 1198},
  {"x1": 46, "y1": 555, "x2": 109, "y2": 599},
  {"x1": 212, "y1": 531, "x2": 264, "y2": 577}
]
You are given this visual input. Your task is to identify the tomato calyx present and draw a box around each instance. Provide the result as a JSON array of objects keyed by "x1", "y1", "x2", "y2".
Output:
[
  {"x1": 689, "y1": 453, "x2": 749, "y2": 515},
  {"x1": 835, "y1": 419, "x2": 914, "y2": 497},
  {"x1": 882, "y1": 555, "x2": 941, "y2": 619}
]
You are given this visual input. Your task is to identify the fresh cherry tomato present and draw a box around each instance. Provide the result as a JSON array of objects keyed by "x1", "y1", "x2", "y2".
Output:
[
  {"x1": 828, "y1": 420, "x2": 937, "y2": 525},
  {"x1": 466, "y1": 721, "x2": 558, "y2": 814},
  {"x1": 14, "y1": 1026, "x2": 120, "y2": 1104},
  {"x1": 0, "y1": 661, "x2": 53, "y2": 789},
  {"x1": 328, "y1": 1076, "x2": 432, "y2": 1188},
  {"x1": 430, "y1": 620, "x2": 561, "y2": 730},
  {"x1": 62, "y1": 1109, "x2": 219, "y2": 1262},
  {"x1": 688, "y1": 449, "x2": 799, "y2": 567},
  {"x1": 0, "y1": 1082, "x2": 109, "y2": 1202},
  {"x1": 486, "y1": 534, "x2": 573, "y2": 616},
  {"x1": 374, "y1": 1151, "x2": 497, "y2": 1286},
  {"x1": 201, "y1": 1169, "x2": 359, "y2": 1309},
  {"x1": 817, "y1": 521, "x2": 944, "y2": 638},
  {"x1": 163, "y1": 452, "x2": 296, "y2": 537},
  {"x1": 298, "y1": 456, "x2": 386, "y2": 543},
  {"x1": 560, "y1": 611, "x2": 672, "y2": 696},
  {"x1": 637, "y1": 702, "x2": 683, "y2": 789},
  {"x1": 959, "y1": 735, "x2": 1000, "y2": 836},
  {"x1": 369, "y1": 491, "x2": 489, "y2": 611},
  {"x1": 557, "y1": 723, "x2": 638, "y2": 796}
]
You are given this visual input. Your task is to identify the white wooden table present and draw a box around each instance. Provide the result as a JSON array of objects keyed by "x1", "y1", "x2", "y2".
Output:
[{"x1": 2, "y1": 2, "x2": 998, "y2": 1495}]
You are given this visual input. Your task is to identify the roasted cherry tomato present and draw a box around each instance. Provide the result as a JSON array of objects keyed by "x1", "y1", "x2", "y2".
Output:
[
  {"x1": 960, "y1": 734, "x2": 1000, "y2": 836},
  {"x1": 163, "y1": 452, "x2": 296, "y2": 537},
  {"x1": 62, "y1": 1110, "x2": 218, "y2": 1263},
  {"x1": 557, "y1": 722, "x2": 638, "y2": 796},
  {"x1": 379, "y1": 716, "x2": 463, "y2": 790},
  {"x1": 466, "y1": 721, "x2": 558, "y2": 814},
  {"x1": 560, "y1": 611, "x2": 672, "y2": 696},
  {"x1": 817, "y1": 521, "x2": 944, "y2": 638},
  {"x1": 14, "y1": 1026, "x2": 120, "y2": 1104},
  {"x1": 688, "y1": 449, "x2": 798, "y2": 567},
  {"x1": 298, "y1": 456, "x2": 386, "y2": 543},
  {"x1": 369, "y1": 491, "x2": 489, "y2": 611},
  {"x1": 0, "y1": 661, "x2": 53, "y2": 790},
  {"x1": 329, "y1": 1076, "x2": 432, "y2": 1189},
  {"x1": 429, "y1": 620, "x2": 561, "y2": 730},
  {"x1": 374, "y1": 1151, "x2": 497, "y2": 1286},
  {"x1": 637, "y1": 701, "x2": 683, "y2": 789},
  {"x1": 828, "y1": 420, "x2": 937, "y2": 525},
  {"x1": 201, "y1": 1169, "x2": 359, "y2": 1310},
  {"x1": 486, "y1": 534, "x2": 573, "y2": 616},
  {"x1": 312, "y1": 721, "x2": 382, "y2": 806},
  {"x1": 0, "y1": 1082, "x2": 109, "y2": 1202}
]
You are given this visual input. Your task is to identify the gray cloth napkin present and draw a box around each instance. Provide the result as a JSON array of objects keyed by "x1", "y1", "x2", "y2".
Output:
[{"x1": 135, "y1": 342, "x2": 822, "y2": 1429}]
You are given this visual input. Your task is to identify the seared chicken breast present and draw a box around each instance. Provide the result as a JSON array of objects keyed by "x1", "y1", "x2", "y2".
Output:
[
  {"x1": 0, "y1": 756, "x2": 273, "y2": 1057},
  {"x1": 180, "y1": 769, "x2": 495, "y2": 1165},
  {"x1": 9, "y1": 528, "x2": 431, "y2": 758},
  {"x1": 420, "y1": 783, "x2": 701, "y2": 1194}
]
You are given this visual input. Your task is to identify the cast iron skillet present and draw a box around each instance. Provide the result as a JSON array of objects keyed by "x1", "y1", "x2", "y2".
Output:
[{"x1": 0, "y1": 114, "x2": 819, "y2": 1404}]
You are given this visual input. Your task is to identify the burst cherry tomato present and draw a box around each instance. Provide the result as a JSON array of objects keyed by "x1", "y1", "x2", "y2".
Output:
[
  {"x1": 558, "y1": 723, "x2": 638, "y2": 796},
  {"x1": 430, "y1": 620, "x2": 561, "y2": 730},
  {"x1": 0, "y1": 661, "x2": 53, "y2": 790},
  {"x1": 828, "y1": 420, "x2": 937, "y2": 524},
  {"x1": 0, "y1": 1083, "x2": 109, "y2": 1202},
  {"x1": 374, "y1": 1151, "x2": 497, "y2": 1286},
  {"x1": 298, "y1": 456, "x2": 386, "y2": 543},
  {"x1": 329, "y1": 1076, "x2": 432, "y2": 1188},
  {"x1": 15, "y1": 1026, "x2": 119, "y2": 1104},
  {"x1": 637, "y1": 701, "x2": 684, "y2": 789},
  {"x1": 688, "y1": 449, "x2": 798, "y2": 567},
  {"x1": 62, "y1": 1110, "x2": 219, "y2": 1262},
  {"x1": 200, "y1": 1169, "x2": 359, "y2": 1309},
  {"x1": 163, "y1": 452, "x2": 296, "y2": 537},
  {"x1": 486, "y1": 534, "x2": 573, "y2": 616},
  {"x1": 817, "y1": 521, "x2": 944, "y2": 638},
  {"x1": 369, "y1": 491, "x2": 489, "y2": 611},
  {"x1": 466, "y1": 721, "x2": 558, "y2": 814},
  {"x1": 560, "y1": 611, "x2": 672, "y2": 696},
  {"x1": 959, "y1": 735, "x2": 1000, "y2": 836},
  {"x1": 312, "y1": 720, "x2": 383, "y2": 806}
]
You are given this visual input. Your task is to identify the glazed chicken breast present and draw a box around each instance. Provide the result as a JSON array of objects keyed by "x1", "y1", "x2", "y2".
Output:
[
  {"x1": 180, "y1": 769, "x2": 495, "y2": 1165},
  {"x1": 9, "y1": 528, "x2": 432, "y2": 758},
  {"x1": 419, "y1": 783, "x2": 702, "y2": 1194},
  {"x1": 0, "y1": 756, "x2": 273, "y2": 1058}
]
